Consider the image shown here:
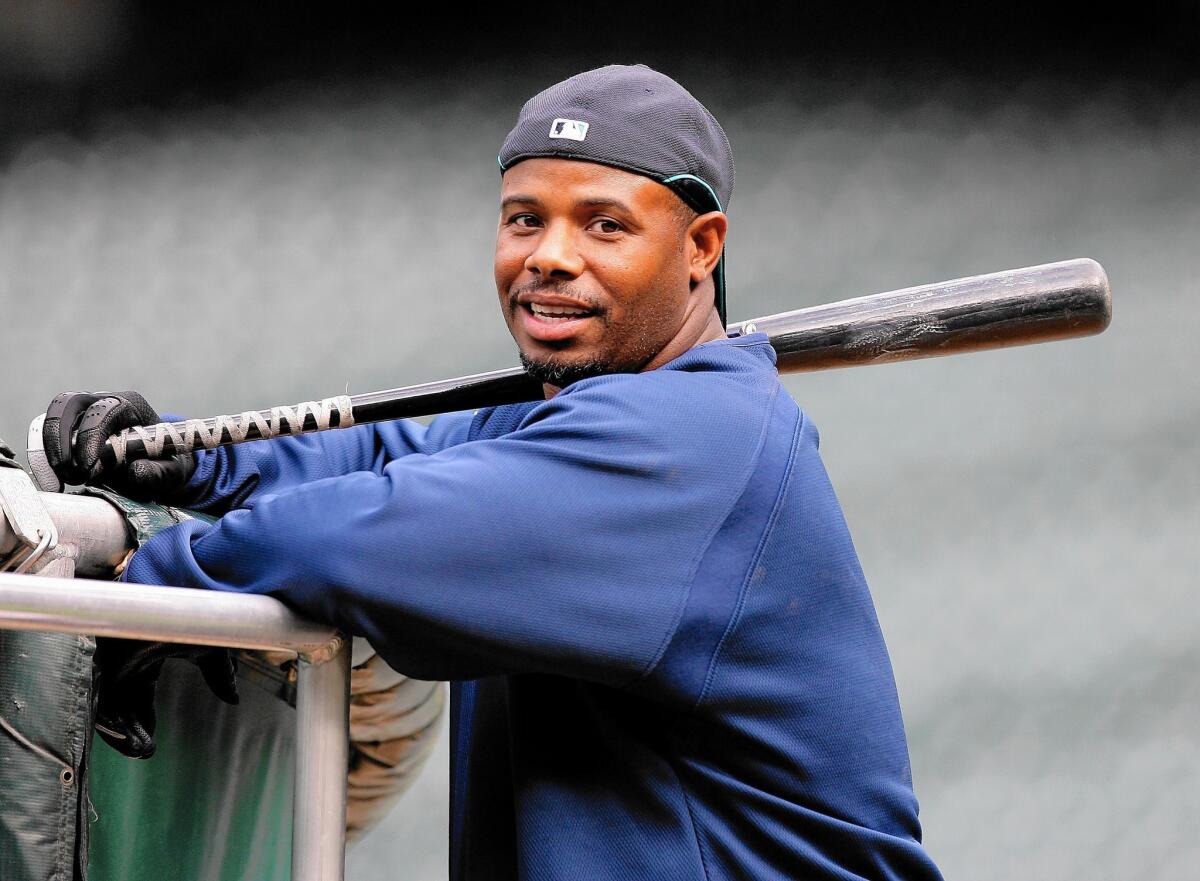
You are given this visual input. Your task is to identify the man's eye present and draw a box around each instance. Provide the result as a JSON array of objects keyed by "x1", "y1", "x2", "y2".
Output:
[
  {"x1": 590, "y1": 218, "x2": 622, "y2": 234},
  {"x1": 510, "y1": 214, "x2": 542, "y2": 228}
]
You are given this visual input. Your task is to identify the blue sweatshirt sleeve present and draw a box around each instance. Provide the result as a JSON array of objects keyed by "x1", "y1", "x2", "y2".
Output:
[
  {"x1": 124, "y1": 373, "x2": 770, "y2": 684},
  {"x1": 175, "y1": 411, "x2": 476, "y2": 514}
]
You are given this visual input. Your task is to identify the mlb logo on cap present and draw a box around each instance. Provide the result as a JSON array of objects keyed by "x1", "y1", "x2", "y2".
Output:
[{"x1": 549, "y1": 118, "x2": 589, "y2": 141}]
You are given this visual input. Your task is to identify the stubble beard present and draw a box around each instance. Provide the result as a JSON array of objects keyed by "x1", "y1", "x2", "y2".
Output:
[
  {"x1": 517, "y1": 309, "x2": 674, "y2": 387},
  {"x1": 509, "y1": 280, "x2": 675, "y2": 388},
  {"x1": 519, "y1": 350, "x2": 621, "y2": 387}
]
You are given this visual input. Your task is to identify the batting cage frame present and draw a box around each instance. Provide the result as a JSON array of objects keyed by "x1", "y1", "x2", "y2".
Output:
[{"x1": 0, "y1": 572, "x2": 352, "y2": 881}]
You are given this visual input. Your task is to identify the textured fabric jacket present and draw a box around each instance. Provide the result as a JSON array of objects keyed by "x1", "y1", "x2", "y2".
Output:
[{"x1": 125, "y1": 334, "x2": 943, "y2": 880}]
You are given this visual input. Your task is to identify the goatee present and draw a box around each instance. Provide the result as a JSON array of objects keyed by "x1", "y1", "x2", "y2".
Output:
[{"x1": 519, "y1": 352, "x2": 635, "y2": 388}]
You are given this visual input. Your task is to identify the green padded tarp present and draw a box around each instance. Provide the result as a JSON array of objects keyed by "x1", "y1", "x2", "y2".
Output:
[
  {"x1": 0, "y1": 630, "x2": 94, "y2": 881},
  {"x1": 2, "y1": 488, "x2": 300, "y2": 881},
  {"x1": 88, "y1": 660, "x2": 297, "y2": 881}
]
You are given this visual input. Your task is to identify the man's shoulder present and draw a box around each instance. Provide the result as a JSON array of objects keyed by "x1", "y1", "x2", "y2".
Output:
[
  {"x1": 473, "y1": 337, "x2": 786, "y2": 445},
  {"x1": 566, "y1": 336, "x2": 779, "y2": 406},
  {"x1": 543, "y1": 338, "x2": 785, "y2": 445}
]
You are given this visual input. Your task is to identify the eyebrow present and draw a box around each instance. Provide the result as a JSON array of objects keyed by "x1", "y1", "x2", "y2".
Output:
[
  {"x1": 577, "y1": 197, "x2": 635, "y2": 215},
  {"x1": 500, "y1": 194, "x2": 542, "y2": 211},
  {"x1": 499, "y1": 194, "x2": 636, "y2": 216}
]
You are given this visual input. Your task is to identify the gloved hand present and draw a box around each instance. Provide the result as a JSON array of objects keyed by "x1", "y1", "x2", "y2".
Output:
[
  {"x1": 93, "y1": 637, "x2": 239, "y2": 759},
  {"x1": 42, "y1": 391, "x2": 195, "y2": 501},
  {"x1": 0, "y1": 436, "x2": 19, "y2": 467}
]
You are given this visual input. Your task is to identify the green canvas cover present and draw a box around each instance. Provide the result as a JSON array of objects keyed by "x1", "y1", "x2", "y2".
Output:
[
  {"x1": 1, "y1": 488, "x2": 300, "y2": 881},
  {"x1": 0, "y1": 630, "x2": 94, "y2": 881},
  {"x1": 88, "y1": 660, "x2": 297, "y2": 881}
]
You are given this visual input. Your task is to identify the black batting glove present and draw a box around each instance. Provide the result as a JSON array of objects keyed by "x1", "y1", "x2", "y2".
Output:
[
  {"x1": 93, "y1": 637, "x2": 239, "y2": 760},
  {"x1": 42, "y1": 391, "x2": 195, "y2": 501}
]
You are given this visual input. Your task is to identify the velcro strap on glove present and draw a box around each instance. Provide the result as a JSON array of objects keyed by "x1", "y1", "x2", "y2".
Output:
[{"x1": 77, "y1": 486, "x2": 214, "y2": 546}]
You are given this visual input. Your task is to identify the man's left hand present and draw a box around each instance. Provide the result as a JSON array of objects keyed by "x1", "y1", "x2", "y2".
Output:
[{"x1": 93, "y1": 638, "x2": 239, "y2": 760}]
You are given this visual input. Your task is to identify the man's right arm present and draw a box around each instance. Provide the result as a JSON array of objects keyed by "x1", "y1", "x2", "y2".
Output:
[
  {"x1": 176, "y1": 411, "x2": 477, "y2": 514},
  {"x1": 119, "y1": 371, "x2": 775, "y2": 686},
  {"x1": 41, "y1": 389, "x2": 477, "y2": 514}
]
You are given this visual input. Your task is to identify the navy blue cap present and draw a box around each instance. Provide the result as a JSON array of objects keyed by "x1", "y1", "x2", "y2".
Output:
[{"x1": 499, "y1": 64, "x2": 733, "y2": 324}]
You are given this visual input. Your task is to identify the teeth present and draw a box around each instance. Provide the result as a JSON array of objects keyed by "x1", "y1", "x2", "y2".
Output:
[{"x1": 531, "y1": 303, "x2": 589, "y2": 319}]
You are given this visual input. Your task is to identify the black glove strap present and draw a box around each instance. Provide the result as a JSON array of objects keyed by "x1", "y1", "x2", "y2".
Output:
[{"x1": 78, "y1": 486, "x2": 214, "y2": 546}]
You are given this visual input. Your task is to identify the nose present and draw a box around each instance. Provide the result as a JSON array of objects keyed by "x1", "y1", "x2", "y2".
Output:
[{"x1": 524, "y1": 221, "x2": 584, "y2": 280}]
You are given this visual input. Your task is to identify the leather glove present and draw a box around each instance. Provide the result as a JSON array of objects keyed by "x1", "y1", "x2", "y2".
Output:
[
  {"x1": 0, "y1": 436, "x2": 19, "y2": 468},
  {"x1": 93, "y1": 637, "x2": 239, "y2": 759},
  {"x1": 42, "y1": 391, "x2": 195, "y2": 501}
]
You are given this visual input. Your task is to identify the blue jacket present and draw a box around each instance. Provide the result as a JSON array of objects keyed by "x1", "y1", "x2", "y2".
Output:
[{"x1": 125, "y1": 334, "x2": 942, "y2": 880}]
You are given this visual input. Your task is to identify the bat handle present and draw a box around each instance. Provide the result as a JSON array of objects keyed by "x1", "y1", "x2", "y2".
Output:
[
  {"x1": 103, "y1": 395, "x2": 356, "y2": 467},
  {"x1": 27, "y1": 414, "x2": 62, "y2": 493}
]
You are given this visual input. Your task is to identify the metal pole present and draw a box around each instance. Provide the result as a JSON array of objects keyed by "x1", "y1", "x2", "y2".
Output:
[
  {"x1": 293, "y1": 641, "x2": 351, "y2": 881},
  {"x1": 35, "y1": 492, "x2": 133, "y2": 576},
  {"x1": 0, "y1": 571, "x2": 352, "y2": 877},
  {"x1": 0, "y1": 573, "x2": 338, "y2": 658},
  {"x1": 0, "y1": 489, "x2": 141, "y2": 577}
]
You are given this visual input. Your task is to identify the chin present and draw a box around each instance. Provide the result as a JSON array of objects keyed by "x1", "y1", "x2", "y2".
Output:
[{"x1": 518, "y1": 351, "x2": 635, "y2": 388}]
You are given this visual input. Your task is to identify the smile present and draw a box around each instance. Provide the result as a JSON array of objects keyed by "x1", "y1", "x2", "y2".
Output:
[
  {"x1": 528, "y1": 302, "x2": 592, "y2": 322},
  {"x1": 516, "y1": 295, "x2": 600, "y2": 343}
]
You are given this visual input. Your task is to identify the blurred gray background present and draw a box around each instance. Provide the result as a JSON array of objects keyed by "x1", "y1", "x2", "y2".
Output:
[{"x1": 1, "y1": 3, "x2": 1197, "y2": 879}]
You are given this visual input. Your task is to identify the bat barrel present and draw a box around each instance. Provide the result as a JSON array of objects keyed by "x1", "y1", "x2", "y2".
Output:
[{"x1": 729, "y1": 258, "x2": 1112, "y2": 373}]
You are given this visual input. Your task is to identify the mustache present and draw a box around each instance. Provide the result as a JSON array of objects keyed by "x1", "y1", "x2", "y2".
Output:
[{"x1": 508, "y1": 280, "x2": 606, "y2": 312}]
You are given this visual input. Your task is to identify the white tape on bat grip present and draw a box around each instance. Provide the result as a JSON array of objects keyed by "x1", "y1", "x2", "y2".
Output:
[
  {"x1": 27, "y1": 413, "x2": 62, "y2": 493},
  {"x1": 108, "y1": 395, "x2": 355, "y2": 464}
]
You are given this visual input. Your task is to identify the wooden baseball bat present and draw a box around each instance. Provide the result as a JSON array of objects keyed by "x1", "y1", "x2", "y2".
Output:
[{"x1": 100, "y1": 258, "x2": 1110, "y2": 466}]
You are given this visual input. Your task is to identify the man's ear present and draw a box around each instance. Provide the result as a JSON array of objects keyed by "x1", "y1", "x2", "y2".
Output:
[{"x1": 687, "y1": 212, "x2": 728, "y2": 285}]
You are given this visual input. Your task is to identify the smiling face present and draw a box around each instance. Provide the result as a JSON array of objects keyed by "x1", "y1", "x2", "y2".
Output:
[{"x1": 495, "y1": 158, "x2": 728, "y2": 393}]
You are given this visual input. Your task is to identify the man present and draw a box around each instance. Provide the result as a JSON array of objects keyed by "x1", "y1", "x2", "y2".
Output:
[{"x1": 47, "y1": 65, "x2": 943, "y2": 880}]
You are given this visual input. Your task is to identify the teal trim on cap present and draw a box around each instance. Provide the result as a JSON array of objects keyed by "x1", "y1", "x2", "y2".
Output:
[
  {"x1": 660, "y1": 173, "x2": 723, "y2": 212},
  {"x1": 713, "y1": 253, "x2": 727, "y2": 328},
  {"x1": 496, "y1": 155, "x2": 505, "y2": 171}
]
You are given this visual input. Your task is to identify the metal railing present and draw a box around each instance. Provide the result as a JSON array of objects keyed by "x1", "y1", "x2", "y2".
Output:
[{"x1": 0, "y1": 571, "x2": 351, "y2": 881}]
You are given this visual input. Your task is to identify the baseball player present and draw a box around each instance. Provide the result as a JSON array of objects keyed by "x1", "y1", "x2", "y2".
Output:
[{"x1": 46, "y1": 65, "x2": 943, "y2": 880}]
